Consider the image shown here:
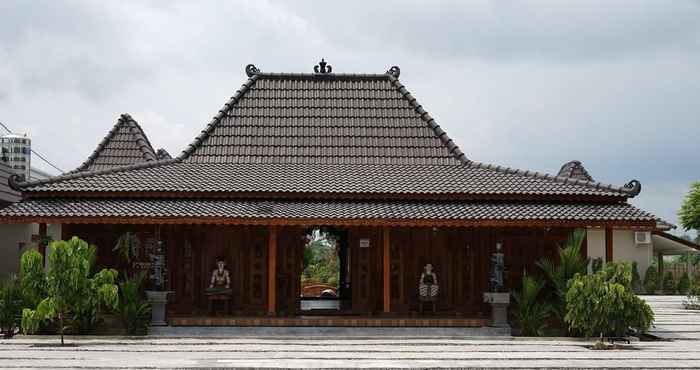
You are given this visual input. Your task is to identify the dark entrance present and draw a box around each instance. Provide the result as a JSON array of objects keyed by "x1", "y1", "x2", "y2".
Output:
[{"x1": 299, "y1": 227, "x2": 351, "y2": 313}]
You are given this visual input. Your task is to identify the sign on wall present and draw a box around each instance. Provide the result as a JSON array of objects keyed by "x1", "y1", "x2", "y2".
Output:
[{"x1": 359, "y1": 238, "x2": 370, "y2": 248}]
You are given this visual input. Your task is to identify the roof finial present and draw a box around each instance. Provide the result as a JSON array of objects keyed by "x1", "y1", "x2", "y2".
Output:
[
  {"x1": 314, "y1": 58, "x2": 332, "y2": 74},
  {"x1": 387, "y1": 66, "x2": 400, "y2": 78},
  {"x1": 245, "y1": 64, "x2": 260, "y2": 77}
]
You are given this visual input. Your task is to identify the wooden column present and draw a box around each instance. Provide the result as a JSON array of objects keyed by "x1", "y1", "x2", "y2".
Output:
[
  {"x1": 267, "y1": 225, "x2": 277, "y2": 315},
  {"x1": 382, "y1": 226, "x2": 390, "y2": 313},
  {"x1": 657, "y1": 252, "x2": 664, "y2": 278},
  {"x1": 605, "y1": 227, "x2": 613, "y2": 263},
  {"x1": 38, "y1": 223, "x2": 48, "y2": 266}
]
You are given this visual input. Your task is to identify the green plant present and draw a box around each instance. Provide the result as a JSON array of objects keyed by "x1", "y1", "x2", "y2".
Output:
[
  {"x1": 662, "y1": 271, "x2": 676, "y2": 294},
  {"x1": 511, "y1": 273, "x2": 551, "y2": 336},
  {"x1": 591, "y1": 258, "x2": 603, "y2": 274},
  {"x1": 630, "y1": 262, "x2": 642, "y2": 294},
  {"x1": 0, "y1": 277, "x2": 23, "y2": 338},
  {"x1": 684, "y1": 284, "x2": 700, "y2": 310},
  {"x1": 536, "y1": 229, "x2": 588, "y2": 320},
  {"x1": 113, "y1": 232, "x2": 141, "y2": 263},
  {"x1": 20, "y1": 250, "x2": 46, "y2": 308},
  {"x1": 21, "y1": 237, "x2": 119, "y2": 345},
  {"x1": 117, "y1": 273, "x2": 151, "y2": 335},
  {"x1": 565, "y1": 262, "x2": 654, "y2": 338},
  {"x1": 643, "y1": 266, "x2": 659, "y2": 294},
  {"x1": 677, "y1": 272, "x2": 691, "y2": 295},
  {"x1": 678, "y1": 181, "x2": 700, "y2": 232}
]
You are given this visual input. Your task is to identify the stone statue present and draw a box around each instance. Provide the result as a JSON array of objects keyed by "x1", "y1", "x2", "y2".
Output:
[
  {"x1": 207, "y1": 257, "x2": 231, "y2": 294},
  {"x1": 489, "y1": 243, "x2": 505, "y2": 292},
  {"x1": 419, "y1": 263, "x2": 439, "y2": 299}
]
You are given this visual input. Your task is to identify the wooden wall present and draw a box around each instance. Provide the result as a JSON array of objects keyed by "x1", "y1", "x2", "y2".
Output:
[{"x1": 62, "y1": 224, "x2": 570, "y2": 317}]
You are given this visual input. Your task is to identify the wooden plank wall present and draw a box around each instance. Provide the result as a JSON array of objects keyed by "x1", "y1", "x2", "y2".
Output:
[{"x1": 63, "y1": 224, "x2": 569, "y2": 316}]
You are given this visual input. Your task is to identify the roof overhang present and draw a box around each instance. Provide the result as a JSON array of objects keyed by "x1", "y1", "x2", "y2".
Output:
[{"x1": 652, "y1": 231, "x2": 700, "y2": 255}]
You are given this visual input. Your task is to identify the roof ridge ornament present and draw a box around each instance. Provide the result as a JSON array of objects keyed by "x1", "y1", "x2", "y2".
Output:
[
  {"x1": 314, "y1": 58, "x2": 332, "y2": 74},
  {"x1": 624, "y1": 179, "x2": 642, "y2": 196},
  {"x1": 245, "y1": 64, "x2": 260, "y2": 77},
  {"x1": 387, "y1": 66, "x2": 400, "y2": 78}
]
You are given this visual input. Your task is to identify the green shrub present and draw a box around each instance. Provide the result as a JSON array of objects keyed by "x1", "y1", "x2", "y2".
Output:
[
  {"x1": 591, "y1": 258, "x2": 603, "y2": 274},
  {"x1": 512, "y1": 273, "x2": 551, "y2": 336},
  {"x1": 677, "y1": 272, "x2": 691, "y2": 295},
  {"x1": 0, "y1": 277, "x2": 23, "y2": 338},
  {"x1": 631, "y1": 262, "x2": 642, "y2": 294},
  {"x1": 20, "y1": 250, "x2": 46, "y2": 308},
  {"x1": 21, "y1": 237, "x2": 119, "y2": 345},
  {"x1": 662, "y1": 271, "x2": 676, "y2": 294},
  {"x1": 565, "y1": 262, "x2": 654, "y2": 338},
  {"x1": 643, "y1": 266, "x2": 659, "y2": 294},
  {"x1": 117, "y1": 273, "x2": 151, "y2": 335},
  {"x1": 536, "y1": 229, "x2": 588, "y2": 321}
]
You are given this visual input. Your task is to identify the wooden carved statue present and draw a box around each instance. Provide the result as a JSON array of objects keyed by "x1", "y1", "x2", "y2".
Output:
[
  {"x1": 419, "y1": 263, "x2": 439, "y2": 299},
  {"x1": 207, "y1": 257, "x2": 231, "y2": 294}
]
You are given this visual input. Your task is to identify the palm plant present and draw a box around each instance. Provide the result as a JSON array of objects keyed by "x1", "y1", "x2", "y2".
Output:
[
  {"x1": 536, "y1": 229, "x2": 589, "y2": 320},
  {"x1": 117, "y1": 273, "x2": 151, "y2": 335},
  {"x1": 512, "y1": 272, "x2": 551, "y2": 336}
]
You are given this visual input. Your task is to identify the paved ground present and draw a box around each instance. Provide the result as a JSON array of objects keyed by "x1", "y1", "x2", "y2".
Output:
[
  {"x1": 2, "y1": 335, "x2": 700, "y2": 369},
  {"x1": 642, "y1": 295, "x2": 700, "y2": 340},
  {"x1": 0, "y1": 296, "x2": 696, "y2": 369}
]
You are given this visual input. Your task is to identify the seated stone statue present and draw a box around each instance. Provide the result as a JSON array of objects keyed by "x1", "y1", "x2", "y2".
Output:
[
  {"x1": 206, "y1": 257, "x2": 232, "y2": 295},
  {"x1": 418, "y1": 263, "x2": 439, "y2": 300}
]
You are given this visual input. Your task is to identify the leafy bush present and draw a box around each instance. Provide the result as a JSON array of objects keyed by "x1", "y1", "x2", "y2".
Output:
[
  {"x1": 21, "y1": 237, "x2": 119, "y2": 345},
  {"x1": 677, "y1": 272, "x2": 691, "y2": 295},
  {"x1": 536, "y1": 229, "x2": 588, "y2": 321},
  {"x1": 591, "y1": 258, "x2": 603, "y2": 274},
  {"x1": 0, "y1": 277, "x2": 23, "y2": 338},
  {"x1": 565, "y1": 262, "x2": 654, "y2": 338},
  {"x1": 511, "y1": 273, "x2": 551, "y2": 336},
  {"x1": 630, "y1": 262, "x2": 642, "y2": 294},
  {"x1": 20, "y1": 250, "x2": 46, "y2": 308},
  {"x1": 662, "y1": 271, "x2": 676, "y2": 294},
  {"x1": 117, "y1": 273, "x2": 151, "y2": 335},
  {"x1": 643, "y1": 266, "x2": 659, "y2": 294},
  {"x1": 684, "y1": 284, "x2": 700, "y2": 310}
]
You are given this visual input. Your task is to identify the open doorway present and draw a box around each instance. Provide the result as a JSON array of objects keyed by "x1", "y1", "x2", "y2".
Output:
[{"x1": 299, "y1": 227, "x2": 350, "y2": 313}]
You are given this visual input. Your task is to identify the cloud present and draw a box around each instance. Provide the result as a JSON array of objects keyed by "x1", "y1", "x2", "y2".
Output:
[{"x1": 0, "y1": 0, "x2": 698, "y2": 230}]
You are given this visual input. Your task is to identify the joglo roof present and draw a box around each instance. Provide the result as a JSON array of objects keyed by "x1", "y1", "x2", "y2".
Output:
[{"x1": 1, "y1": 61, "x2": 658, "y2": 226}]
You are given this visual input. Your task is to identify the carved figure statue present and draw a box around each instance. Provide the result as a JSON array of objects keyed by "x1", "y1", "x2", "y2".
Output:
[
  {"x1": 207, "y1": 257, "x2": 231, "y2": 293},
  {"x1": 489, "y1": 243, "x2": 505, "y2": 292},
  {"x1": 419, "y1": 263, "x2": 439, "y2": 299}
]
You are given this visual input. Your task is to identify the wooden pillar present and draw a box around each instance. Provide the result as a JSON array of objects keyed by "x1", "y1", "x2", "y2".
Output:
[
  {"x1": 605, "y1": 227, "x2": 613, "y2": 263},
  {"x1": 38, "y1": 223, "x2": 48, "y2": 266},
  {"x1": 657, "y1": 252, "x2": 664, "y2": 277},
  {"x1": 267, "y1": 225, "x2": 277, "y2": 315},
  {"x1": 382, "y1": 226, "x2": 390, "y2": 313}
]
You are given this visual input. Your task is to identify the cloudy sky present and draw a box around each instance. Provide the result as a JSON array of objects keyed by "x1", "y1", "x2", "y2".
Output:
[{"x1": 1, "y1": 0, "x2": 698, "y2": 234}]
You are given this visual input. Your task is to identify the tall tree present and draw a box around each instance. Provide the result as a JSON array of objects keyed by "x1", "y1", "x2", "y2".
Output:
[{"x1": 679, "y1": 182, "x2": 700, "y2": 233}]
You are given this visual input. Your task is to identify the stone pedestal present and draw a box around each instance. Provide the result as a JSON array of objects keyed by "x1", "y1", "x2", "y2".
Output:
[
  {"x1": 483, "y1": 292, "x2": 510, "y2": 328},
  {"x1": 146, "y1": 290, "x2": 174, "y2": 326}
]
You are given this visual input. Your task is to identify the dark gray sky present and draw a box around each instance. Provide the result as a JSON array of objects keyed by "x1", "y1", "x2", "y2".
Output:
[{"x1": 1, "y1": 1, "x2": 698, "y2": 234}]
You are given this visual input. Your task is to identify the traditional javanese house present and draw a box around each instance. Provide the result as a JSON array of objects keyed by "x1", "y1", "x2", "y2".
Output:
[{"x1": 0, "y1": 61, "x2": 669, "y2": 326}]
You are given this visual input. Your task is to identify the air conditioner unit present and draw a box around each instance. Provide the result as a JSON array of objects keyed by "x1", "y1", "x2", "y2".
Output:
[{"x1": 635, "y1": 231, "x2": 652, "y2": 245}]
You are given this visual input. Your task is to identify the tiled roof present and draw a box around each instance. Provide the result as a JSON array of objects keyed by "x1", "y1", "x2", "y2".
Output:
[
  {"x1": 156, "y1": 148, "x2": 172, "y2": 160},
  {"x1": 558, "y1": 160, "x2": 594, "y2": 182},
  {"x1": 0, "y1": 197, "x2": 657, "y2": 224},
  {"x1": 18, "y1": 162, "x2": 633, "y2": 198},
  {"x1": 11, "y1": 64, "x2": 642, "y2": 199},
  {"x1": 72, "y1": 114, "x2": 157, "y2": 172},
  {"x1": 180, "y1": 68, "x2": 466, "y2": 165},
  {"x1": 0, "y1": 161, "x2": 21, "y2": 204}
]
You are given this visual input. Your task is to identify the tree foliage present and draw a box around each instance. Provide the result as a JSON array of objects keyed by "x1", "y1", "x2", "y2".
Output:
[
  {"x1": 677, "y1": 272, "x2": 691, "y2": 295},
  {"x1": 565, "y1": 262, "x2": 654, "y2": 338},
  {"x1": 679, "y1": 182, "x2": 700, "y2": 232},
  {"x1": 301, "y1": 230, "x2": 339, "y2": 287},
  {"x1": 512, "y1": 272, "x2": 551, "y2": 336},
  {"x1": 536, "y1": 229, "x2": 588, "y2": 320},
  {"x1": 0, "y1": 277, "x2": 23, "y2": 338},
  {"x1": 662, "y1": 271, "x2": 676, "y2": 294},
  {"x1": 643, "y1": 265, "x2": 659, "y2": 294},
  {"x1": 21, "y1": 237, "x2": 119, "y2": 345}
]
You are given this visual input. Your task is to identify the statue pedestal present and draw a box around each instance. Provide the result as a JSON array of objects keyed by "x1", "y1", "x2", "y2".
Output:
[
  {"x1": 146, "y1": 290, "x2": 174, "y2": 326},
  {"x1": 483, "y1": 292, "x2": 510, "y2": 328}
]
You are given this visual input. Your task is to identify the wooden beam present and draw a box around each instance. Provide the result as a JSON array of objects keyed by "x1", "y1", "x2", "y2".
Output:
[
  {"x1": 605, "y1": 227, "x2": 613, "y2": 263},
  {"x1": 38, "y1": 223, "x2": 47, "y2": 266},
  {"x1": 383, "y1": 226, "x2": 390, "y2": 313},
  {"x1": 267, "y1": 225, "x2": 278, "y2": 315}
]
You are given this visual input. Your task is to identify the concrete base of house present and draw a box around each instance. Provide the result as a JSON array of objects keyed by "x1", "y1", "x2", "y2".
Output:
[{"x1": 149, "y1": 325, "x2": 511, "y2": 337}]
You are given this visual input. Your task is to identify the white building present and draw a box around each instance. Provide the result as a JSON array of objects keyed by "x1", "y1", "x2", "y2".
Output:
[{"x1": 0, "y1": 133, "x2": 31, "y2": 182}]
